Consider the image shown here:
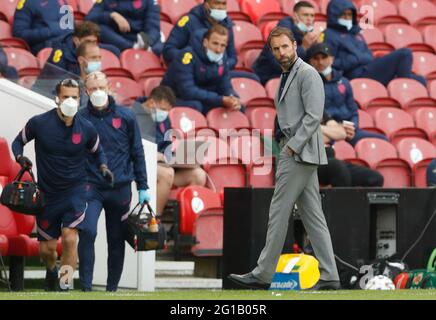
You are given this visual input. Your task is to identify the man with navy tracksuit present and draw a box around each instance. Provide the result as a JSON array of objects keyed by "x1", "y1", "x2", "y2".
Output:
[
  {"x1": 78, "y1": 71, "x2": 150, "y2": 292},
  {"x1": 427, "y1": 159, "x2": 436, "y2": 186},
  {"x1": 252, "y1": 1, "x2": 322, "y2": 85},
  {"x1": 163, "y1": 0, "x2": 237, "y2": 71},
  {"x1": 161, "y1": 25, "x2": 241, "y2": 115},
  {"x1": 0, "y1": 46, "x2": 18, "y2": 81},
  {"x1": 307, "y1": 43, "x2": 388, "y2": 146},
  {"x1": 324, "y1": 0, "x2": 426, "y2": 86},
  {"x1": 12, "y1": 78, "x2": 113, "y2": 291},
  {"x1": 85, "y1": 0, "x2": 162, "y2": 55},
  {"x1": 13, "y1": 0, "x2": 72, "y2": 55}
]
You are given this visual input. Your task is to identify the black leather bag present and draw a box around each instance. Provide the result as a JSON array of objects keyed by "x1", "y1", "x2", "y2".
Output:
[
  {"x1": 124, "y1": 202, "x2": 166, "y2": 251},
  {"x1": 0, "y1": 167, "x2": 45, "y2": 216}
]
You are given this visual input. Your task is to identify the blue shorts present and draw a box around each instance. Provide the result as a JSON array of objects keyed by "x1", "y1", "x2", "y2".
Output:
[{"x1": 37, "y1": 184, "x2": 88, "y2": 241}]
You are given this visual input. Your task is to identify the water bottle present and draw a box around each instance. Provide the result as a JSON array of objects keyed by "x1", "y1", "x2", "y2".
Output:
[{"x1": 148, "y1": 217, "x2": 159, "y2": 233}]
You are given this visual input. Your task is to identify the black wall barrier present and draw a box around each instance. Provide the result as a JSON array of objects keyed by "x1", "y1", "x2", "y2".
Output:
[{"x1": 222, "y1": 187, "x2": 436, "y2": 289}]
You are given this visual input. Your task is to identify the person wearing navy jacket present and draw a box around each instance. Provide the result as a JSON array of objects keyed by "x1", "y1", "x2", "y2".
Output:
[
  {"x1": 307, "y1": 43, "x2": 388, "y2": 146},
  {"x1": 85, "y1": 0, "x2": 162, "y2": 55},
  {"x1": 12, "y1": 78, "x2": 112, "y2": 291},
  {"x1": 78, "y1": 71, "x2": 149, "y2": 292},
  {"x1": 13, "y1": 0, "x2": 72, "y2": 55},
  {"x1": 163, "y1": 0, "x2": 237, "y2": 70},
  {"x1": 252, "y1": 1, "x2": 322, "y2": 85},
  {"x1": 324, "y1": 0, "x2": 426, "y2": 86},
  {"x1": 0, "y1": 46, "x2": 18, "y2": 81},
  {"x1": 161, "y1": 25, "x2": 241, "y2": 115}
]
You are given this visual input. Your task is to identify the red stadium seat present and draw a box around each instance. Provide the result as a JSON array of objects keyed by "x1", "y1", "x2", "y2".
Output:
[
  {"x1": 350, "y1": 78, "x2": 400, "y2": 113},
  {"x1": 177, "y1": 186, "x2": 222, "y2": 235},
  {"x1": 358, "y1": 109, "x2": 374, "y2": 128},
  {"x1": 249, "y1": 107, "x2": 276, "y2": 136},
  {"x1": 77, "y1": 0, "x2": 95, "y2": 15},
  {"x1": 231, "y1": 77, "x2": 268, "y2": 104},
  {"x1": 333, "y1": 140, "x2": 356, "y2": 160},
  {"x1": 355, "y1": 138, "x2": 412, "y2": 187},
  {"x1": 0, "y1": 0, "x2": 17, "y2": 24},
  {"x1": 205, "y1": 162, "x2": 246, "y2": 192},
  {"x1": 265, "y1": 78, "x2": 280, "y2": 99},
  {"x1": 374, "y1": 107, "x2": 427, "y2": 144},
  {"x1": 206, "y1": 108, "x2": 250, "y2": 131},
  {"x1": 360, "y1": 0, "x2": 408, "y2": 28},
  {"x1": 67, "y1": 0, "x2": 79, "y2": 11},
  {"x1": 18, "y1": 76, "x2": 37, "y2": 89},
  {"x1": 160, "y1": 0, "x2": 198, "y2": 24},
  {"x1": 397, "y1": 0, "x2": 436, "y2": 28},
  {"x1": 422, "y1": 25, "x2": 436, "y2": 52},
  {"x1": 227, "y1": 0, "x2": 241, "y2": 12},
  {"x1": 100, "y1": 48, "x2": 121, "y2": 69},
  {"x1": 412, "y1": 52, "x2": 436, "y2": 80},
  {"x1": 191, "y1": 207, "x2": 224, "y2": 256},
  {"x1": 0, "y1": 138, "x2": 13, "y2": 176},
  {"x1": 413, "y1": 158, "x2": 434, "y2": 187},
  {"x1": 160, "y1": 20, "x2": 173, "y2": 44},
  {"x1": 414, "y1": 107, "x2": 436, "y2": 139},
  {"x1": 396, "y1": 137, "x2": 436, "y2": 167},
  {"x1": 141, "y1": 77, "x2": 162, "y2": 97},
  {"x1": 232, "y1": 21, "x2": 264, "y2": 53},
  {"x1": 240, "y1": 0, "x2": 282, "y2": 25},
  {"x1": 360, "y1": 27, "x2": 395, "y2": 55},
  {"x1": 384, "y1": 24, "x2": 434, "y2": 53},
  {"x1": 36, "y1": 48, "x2": 53, "y2": 67},
  {"x1": 120, "y1": 49, "x2": 162, "y2": 80},
  {"x1": 430, "y1": 80, "x2": 436, "y2": 99},
  {"x1": 169, "y1": 107, "x2": 208, "y2": 135},
  {"x1": 0, "y1": 20, "x2": 12, "y2": 39},
  {"x1": 108, "y1": 77, "x2": 143, "y2": 103},
  {"x1": 3, "y1": 47, "x2": 39, "y2": 77},
  {"x1": 387, "y1": 78, "x2": 436, "y2": 115},
  {"x1": 242, "y1": 48, "x2": 261, "y2": 69}
]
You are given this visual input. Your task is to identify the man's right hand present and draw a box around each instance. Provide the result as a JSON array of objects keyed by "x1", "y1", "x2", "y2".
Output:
[
  {"x1": 100, "y1": 165, "x2": 114, "y2": 187},
  {"x1": 110, "y1": 12, "x2": 131, "y2": 33},
  {"x1": 16, "y1": 155, "x2": 32, "y2": 169},
  {"x1": 223, "y1": 96, "x2": 241, "y2": 110},
  {"x1": 301, "y1": 31, "x2": 320, "y2": 50}
]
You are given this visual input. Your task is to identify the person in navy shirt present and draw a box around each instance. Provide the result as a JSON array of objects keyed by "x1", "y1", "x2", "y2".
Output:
[
  {"x1": 161, "y1": 25, "x2": 241, "y2": 115},
  {"x1": 163, "y1": 0, "x2": 237, "y2": 70},
  {"x1": 0, "y1": 46, "x2": 18, "y2": 81},
  {"x1": 134, "y1": 86, "x2": 207, "y2": 215},
  {"x1": 13, "y1": 0, "x2": 72, "y2": 55},
  {"x1": 307, "y1": 43, "x2": 388, "y2": 146},
  {"x1": 85, "y1": 0, "x2": 162, "y2": 55},
  {"x1": 252, "y1": 1, "x2": 322, "y2": 85},
  {"x1": 78, "y1": 71, "x2": 149, "y2": 292},
  {"x1": 12, "y1": 78, "x2": 113, "y2": 291},
  {"x1": 324, "y1": 0, "x2": 426, "y2": 86}
]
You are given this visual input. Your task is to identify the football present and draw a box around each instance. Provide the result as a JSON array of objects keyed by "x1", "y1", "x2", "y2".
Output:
[{"x1": 364, "y1": 275, "x2": 396, "y2": 290}]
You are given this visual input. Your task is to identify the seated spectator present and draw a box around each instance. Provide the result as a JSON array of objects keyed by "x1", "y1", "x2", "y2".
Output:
[
  {"x1": 85, "y1": 0, "x2": 162, "y2": 55},
  {"x1": 307, "y1": 43, "x2": 388, "y2": 146},
  {"x1": 161, "y1": 25, "x2": 241, "y2": 115},
  {"x1": 163, "y1": 0, "x2": 237, "y2": 70},
  {"x1": 33, "y1": 41, "x2": 102, "y2": 105},
  {"x1": 0, "y1": 45, "x2": 18, "y2": 81},
  {"x1": 427, "y1": 159, "x2": 436, "y2": 187},
  {"x1": 275, "y1": 114, "x2": 384, "y2": 187},
  {"x1": 324, "y1": 0, "x2": 426, "y2": 86},
  {"x1": 13, "y1": 0, "x2": 71, "y2": 55},
  {"x1": 253, "y1": 1, "x2": 322, "y2": 84},
  {"x1": 134, "y1": 86, "x2": 207, "y2": 215}
]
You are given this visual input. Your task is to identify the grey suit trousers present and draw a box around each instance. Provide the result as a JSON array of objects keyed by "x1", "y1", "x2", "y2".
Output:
[{"x1": 252, "y1": 142, "x2": 340, "y2": 283}]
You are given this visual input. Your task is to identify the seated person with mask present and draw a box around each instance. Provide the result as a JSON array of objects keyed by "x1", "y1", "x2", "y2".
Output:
[
  {"x1": 161, "y1": 25, "x2": 241, "y2": 115},
  {"x1": 307, "y1": 43, "x2": 388, "y2": 146},
  {"x1": 134, "y1": 86, "x2": 207, "y2": 215},
  {"x1": 252, "y1": 1, "x2": 322, "y2": 85}
]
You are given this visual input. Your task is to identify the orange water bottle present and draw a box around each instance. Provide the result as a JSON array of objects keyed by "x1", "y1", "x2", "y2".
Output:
[{"x1": 148, "y1": 217, "x2": 159, "y2": 233}]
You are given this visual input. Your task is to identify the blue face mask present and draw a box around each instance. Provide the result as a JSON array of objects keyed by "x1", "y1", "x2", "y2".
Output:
[
  {"x1": 85, "y1": 61, "x2": 102, "y2": 74},
  {"x1": 296, "y1": 22, "x2": 314, "y2": 33},
  {"x1": 210, "y1": 9, "x2": 227, "y2": 22},
  {"x1": 338, "y1": 18, "x2": 353, "y2": 31},
  {"x1": 206, "y1": 49, "x2": 224, "y2": 63},
  {"x1": 151, "y1": 108, "x2": 169, "y2": 122}
]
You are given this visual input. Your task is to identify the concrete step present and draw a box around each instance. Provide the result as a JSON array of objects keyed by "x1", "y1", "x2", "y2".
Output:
[
  {"x1": 156, "y1": 277, "x2": 222, "y2": 290},
  {"x1": 155, "y1": 261, "x2": 194, "y2": 277}
]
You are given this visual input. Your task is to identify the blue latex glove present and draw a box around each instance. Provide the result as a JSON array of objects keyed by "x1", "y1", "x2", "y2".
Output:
[{"x1": 139, "y1": 189, "x2": 151, "y2": 204}]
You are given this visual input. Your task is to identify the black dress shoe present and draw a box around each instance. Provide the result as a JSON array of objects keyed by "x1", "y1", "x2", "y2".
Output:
[
  {"x1": 310, "y1": 280, "x2": 341, "y2": 291},
  {"x1": 228, "y1": 273, "x2": 270, "y2": 290}
]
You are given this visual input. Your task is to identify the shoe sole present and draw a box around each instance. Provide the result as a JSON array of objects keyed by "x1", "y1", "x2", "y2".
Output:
[{"x1": 227, "y1": 276, "x2": 270, "y2": 290}]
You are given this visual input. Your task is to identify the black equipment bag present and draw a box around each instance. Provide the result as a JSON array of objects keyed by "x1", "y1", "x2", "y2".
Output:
[
  {"x1": 0, "y1": 167, "x2": 45, "y2": 216},
  {"x1": 124, "y1": 202, "x2": 166, "y2": 251}
]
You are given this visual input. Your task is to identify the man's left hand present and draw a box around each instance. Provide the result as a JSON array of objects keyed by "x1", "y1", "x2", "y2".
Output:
[
  {"x1": 100, "y1": 165, "x2": 114, "y2": 187},
  {"x1": 139, "y1": 189, "x2": 151, "y2": 204}
]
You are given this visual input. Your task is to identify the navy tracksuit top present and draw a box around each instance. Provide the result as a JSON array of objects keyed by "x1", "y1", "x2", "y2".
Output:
[
  {"x1": 85, "y1": 0, "x2": 161, "y2": 49},
  {"x1": 162, "y1": 4, "x2": 237, "y2": 70},
  {"x1": 12, "y1": 108, "x2": 107, "y2": 196},
  {"x1": 79, "y1": 97, "x2": 148, "y2": 191},
  {"x1": 13, "y1": 0, "x2": 72, "y2": 55}
]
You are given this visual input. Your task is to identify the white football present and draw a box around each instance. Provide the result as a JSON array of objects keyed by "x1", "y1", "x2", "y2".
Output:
[{"x1": 364, "y1": 275, "x2": 395, "y2": 290}]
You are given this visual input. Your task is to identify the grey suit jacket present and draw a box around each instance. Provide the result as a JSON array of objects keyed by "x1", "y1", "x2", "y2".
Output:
[{"x1": 275, "y1": 58, "x2": 328, "y2": 165}]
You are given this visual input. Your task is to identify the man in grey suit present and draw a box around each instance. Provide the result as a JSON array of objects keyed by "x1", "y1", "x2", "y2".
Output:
[{"x1": 228, "y1": 27, "x2": 340, "y2": 290}]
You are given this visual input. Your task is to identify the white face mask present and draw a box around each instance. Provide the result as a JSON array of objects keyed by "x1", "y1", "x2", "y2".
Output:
[
  {"x1": 321, "y1": 65, "x2": 332, "y2": 77},
  {"x1": 296, "y1": 22, "x2": 314, "y2": 33},
  {"x1": 210, "y1": 9, "x2": 227, "y2": 22},
  {"x1": 59, "y1": 97, "x2": 79, "y2": 117},
  {"x1": 338, "y1": 18, "x2": 353, "y2": 31},
  {"x1": 151, "y1": 108, "x2": 169, "y2": 122},
  {"x1": 206, "y1": 49, "x2": 224, "y2": 63},
  {"x1": 90, "y1": 90, "x2": 108, "y2": 108}
]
